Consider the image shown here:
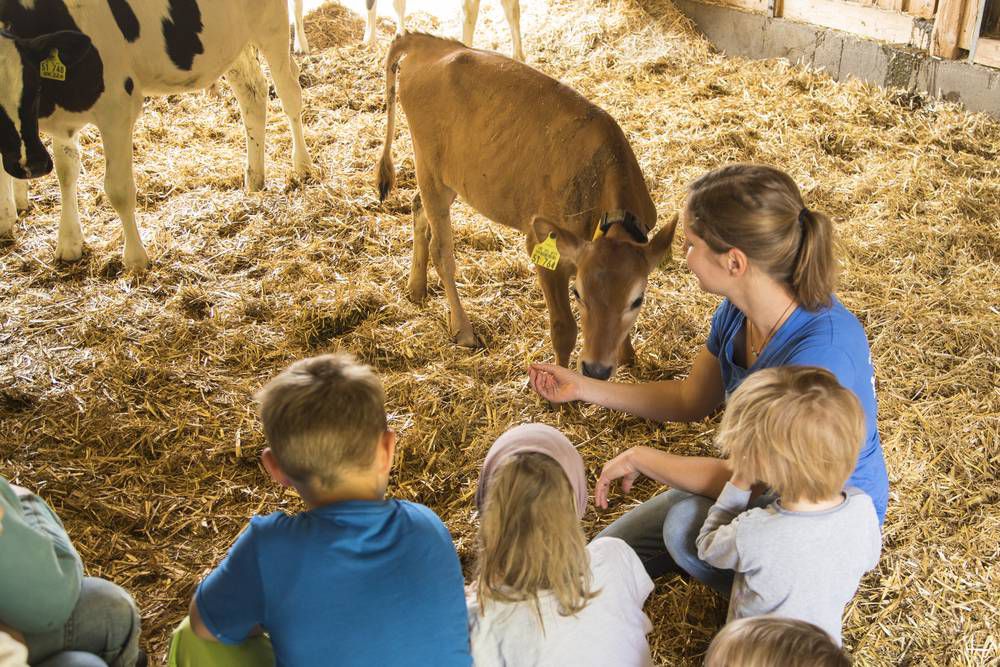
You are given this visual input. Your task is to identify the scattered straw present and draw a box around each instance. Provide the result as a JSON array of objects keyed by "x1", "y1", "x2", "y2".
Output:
[{"x1": 0, "y1": 0, "x2": 997, "y2": 663}]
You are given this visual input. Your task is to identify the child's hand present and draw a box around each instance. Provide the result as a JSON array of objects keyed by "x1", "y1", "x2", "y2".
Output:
[
  {"x1": 595, "y1": 448, "x2": 642, "y2": 509},
  {"x1": 528, "y1": 363, "x2": 582, "y2": 403}
]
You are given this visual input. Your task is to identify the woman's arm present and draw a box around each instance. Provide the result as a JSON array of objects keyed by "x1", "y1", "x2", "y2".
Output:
[{"x1": 529, "y1": 346, "x2": 726, "y2": 423}]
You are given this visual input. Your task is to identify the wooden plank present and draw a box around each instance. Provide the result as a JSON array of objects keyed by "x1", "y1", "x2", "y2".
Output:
[
  {"x1": 905, "y1": 0, "x2": 937, "y2": 16},
  {"x1": 959, "y1": 0, "x2": 983, "y2": 49},
  {"x1": 931, "y1": 0, "x2": 969, "y2": 57},
  {"x1": 972, "y1": 36, "x2": 1000, "y2": 65},
  {"x1": 876, "y1": 0, "x2": 905, "y2": 10},
  {"x1": 780, "y1": 0, "x2": 917, "y2": 43}
]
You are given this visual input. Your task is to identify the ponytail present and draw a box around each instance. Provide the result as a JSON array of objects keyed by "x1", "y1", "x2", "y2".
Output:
[
  {"x1": 791, "y1": 208, "x2": 835, "y2": 311},
  {"x1": 686, "y1": 164, "x2": 836, "y2": 311}
]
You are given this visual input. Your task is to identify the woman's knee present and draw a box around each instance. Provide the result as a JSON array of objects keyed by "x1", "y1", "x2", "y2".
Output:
[
  {"x1": 662, "y1": 492, "x2": 712, "y2": 564},
  {"x1": 74, "y1": 578, "x2": 141, "y2": 664}
]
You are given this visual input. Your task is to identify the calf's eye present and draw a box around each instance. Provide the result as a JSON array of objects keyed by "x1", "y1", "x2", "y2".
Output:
[{"x1": 631, "y1": 295, "x2": 644, "y2": 309}]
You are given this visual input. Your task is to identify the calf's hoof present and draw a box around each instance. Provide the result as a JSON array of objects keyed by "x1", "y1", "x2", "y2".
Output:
[
  {"x1": 55, "y1": 239, "x2": 83, "y2": 263},
  {"x1": 123, "y1": 246, "x2": 150, "y2": 272},
  {"x1": 245, "y1": 170, "x2": 265, "y2": 193},
  {"x1": 454, "y1": 329, "x2": 480, "y2": 349},
  {"x1": 407, "y1": 280, "x2": 427, "y2": 303}
]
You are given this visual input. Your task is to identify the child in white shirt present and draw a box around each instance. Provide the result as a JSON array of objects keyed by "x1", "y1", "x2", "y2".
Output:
[{"x1": 468, "y1": 423, "x2": 654, "y2": 667}]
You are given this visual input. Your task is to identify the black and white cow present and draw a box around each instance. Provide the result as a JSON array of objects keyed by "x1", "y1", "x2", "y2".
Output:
[{"x1": 0, "y1": 0, "x2": 314, "y2": 271}]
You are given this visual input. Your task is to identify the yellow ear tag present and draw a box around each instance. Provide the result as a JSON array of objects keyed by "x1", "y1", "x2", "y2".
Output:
[
  {"x1": 592, "y1": 224, "x2": 605, "y2": 241},
  {"x1": 531, "y1": 233, "x2": 560, "y2": 271},
  {"x1": 40, "y1": 50, "x2": 67, "y2": 82}
]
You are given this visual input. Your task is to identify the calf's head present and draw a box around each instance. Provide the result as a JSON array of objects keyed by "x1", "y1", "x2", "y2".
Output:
[
  {"x1": 534, "y1": 212, "x2": 677, "y2": 380},
  {"x1": 0, "y1": 30, "x2": 92, "y2": 179}
]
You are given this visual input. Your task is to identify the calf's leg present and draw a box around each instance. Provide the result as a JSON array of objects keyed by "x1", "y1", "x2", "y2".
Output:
[
  {"x1": 462, "y1": 0, "x2": 481, "y2": 46},
  {"x1": 225, "y1": 48, "x2": 268, "y2": 192},
  {"x1": 53, "y1": 134, "x2": 85, "y2": 263},
  {"x1": 393, "y1": 0, "x2": 406, "y2": 33},
  {"x1": 98, "y1": 117, "x2": 148, "y2": 271},
  {"x1": 14, "y1": 178, "x2": 28, "y2": 212},
  {"x1": 292, "y1": 0, "x2": 310, "y2": 54},
  {"x1": 408, "y1": 191, "x2": 431, "y2": 302},
  {"x1": 364, "y1": 0, "x2": 377, "y2": 48},
  {"x1": 0, "y1": 171, "x2": 15, "y2": 239},
  {"x1": 501, "y1": 0, "x2": 525, "y2": 61},
  {"x1": 535, "y1": 257, "x2": 577, "y2": 367},
  {"x1": 257, "y1": 29, "x2": 314, "y2": 178}
]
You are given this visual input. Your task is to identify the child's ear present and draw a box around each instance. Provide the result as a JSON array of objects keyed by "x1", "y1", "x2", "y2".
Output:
[
  {"x1": 378, "y1": 429, "x2": 397, "y2": 474},
  {"x1": 261, "y1": 448, "x2": 293, "y2": 488}
]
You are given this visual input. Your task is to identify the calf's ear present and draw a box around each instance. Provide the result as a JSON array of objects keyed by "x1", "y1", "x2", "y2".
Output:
[
  {"x1": 644, "y1": 212, "x2": 678, "y2": 271},
  {"x1": 17, "y1": 30, "x2": 93, "y2": 67},
  {"x1": 531, "y1": 217, "x2": 586, "y2": 266}
]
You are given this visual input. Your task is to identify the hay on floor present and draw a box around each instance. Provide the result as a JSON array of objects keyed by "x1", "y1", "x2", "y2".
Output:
[{"x1": 0, "y1": 0, "x2": 997, "y2": 663}]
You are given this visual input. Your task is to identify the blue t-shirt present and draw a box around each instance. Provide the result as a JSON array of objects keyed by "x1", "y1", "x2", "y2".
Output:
[
  {"x1": 196, "y1": 499, "x2": 472, "y2": 667},
  {"x1": 706, "y1": 297, "x2": 889, "y2": 524}
]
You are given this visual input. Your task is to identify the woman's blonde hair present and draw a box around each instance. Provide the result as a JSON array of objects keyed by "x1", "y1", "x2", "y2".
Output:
[
  {"x1": 685, "y1": 164, "x2": 835, "y2": 311},
  {"x1": 476, "y1": 452, "x2": 597, "y2": 619},
  {"x1": 705, "y1": 616, "x2": 851, "y2": 667},
  {"x1": 717, "y1": 366, "x2": 865, "y2": 503}
]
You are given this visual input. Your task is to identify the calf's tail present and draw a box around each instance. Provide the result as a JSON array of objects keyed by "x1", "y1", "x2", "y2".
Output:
[{"x1": 376, "y1": 33, "x2": 411, "y2": 202}]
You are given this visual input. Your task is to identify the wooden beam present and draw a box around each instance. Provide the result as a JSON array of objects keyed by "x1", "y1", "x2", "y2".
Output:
[
  {"x1": 931, "y1": 0, "x2": 969, "y2": 57},
  {"x1": 780, "y1": 0, "x2": 917, "y2": 44},
  {"x1": 972, "y1": 36, "x2": 1000, "y2": 66},
  {"x1": 959, "y1": 0, "x2": 984, "y2": 49},
  {"x1": 905, "y1": 0, "x2": 938, "y2": 19}
]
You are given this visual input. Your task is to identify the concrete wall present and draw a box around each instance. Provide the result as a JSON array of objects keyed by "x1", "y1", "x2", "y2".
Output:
[{"x1": 672, "y1": 0, "x2": 1000, "y2": 118}]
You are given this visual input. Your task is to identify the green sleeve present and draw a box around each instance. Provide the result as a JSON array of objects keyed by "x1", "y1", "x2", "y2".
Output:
[{"x1": 0, "y1": 478, "x2": 83, "y2": 633}]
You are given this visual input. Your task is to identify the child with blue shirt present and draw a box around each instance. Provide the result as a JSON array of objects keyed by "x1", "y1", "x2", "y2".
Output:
[{"x1": 176, "y1": 353, "x2": 471, "y2": 667}]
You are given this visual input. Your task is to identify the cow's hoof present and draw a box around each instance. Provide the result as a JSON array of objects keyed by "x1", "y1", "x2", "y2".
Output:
[
  {"x1": 294, "y1": 45, "x2": 311, "y2": 56},
  {"x1": 455, "y1": 330, "x2": 479, "y2": 348},
  {"x1": 407, "y1": 281, "x2": 426, "y2": 303},
  {"x1": 55, "y1": 240, "x2": 83, "y2": 263},
  {"x1": 245, "y1": 171, "x2": 265, "y2": 193},
  {"x1": 123, "y1": 247, "x2": 150, "y2": 272}
]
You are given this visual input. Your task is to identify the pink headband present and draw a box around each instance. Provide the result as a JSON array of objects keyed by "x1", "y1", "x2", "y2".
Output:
[{"x1": 476, "y1": 423, "x2": 588, "y2": 519}]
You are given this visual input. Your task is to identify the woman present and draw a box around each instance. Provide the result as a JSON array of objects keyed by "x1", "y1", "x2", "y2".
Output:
[{"x1": 528, "y1": 164, "x2": 888, "y2": 594}]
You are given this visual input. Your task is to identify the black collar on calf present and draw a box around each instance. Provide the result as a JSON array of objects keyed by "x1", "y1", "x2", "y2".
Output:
[{"x1": 598, "y1": 210, "x2": 648, "y2": 244}]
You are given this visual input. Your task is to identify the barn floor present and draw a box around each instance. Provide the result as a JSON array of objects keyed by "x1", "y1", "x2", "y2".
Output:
[{"x1": 1, "y1": 0, "x2": 997, "y2": 663}]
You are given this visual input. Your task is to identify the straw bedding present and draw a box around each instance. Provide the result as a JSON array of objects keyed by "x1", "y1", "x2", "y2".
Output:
[{"x1": 1, "y1": 0, "x2": 997, "y2": 663}]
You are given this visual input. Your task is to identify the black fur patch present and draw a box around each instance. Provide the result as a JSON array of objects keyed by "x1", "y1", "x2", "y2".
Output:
[
  {"x1": 107, "y1": 0, "x2": 140, "y2": 43},
  {"x1": 162, "y1": 0, "x2": 204, "y2": 71},
  {"x1": 124, "y1": 76, "x2": 133, "y2": 94},
  {"x1": 0, "y1": 0, "x2": 106, "y2": 118}
]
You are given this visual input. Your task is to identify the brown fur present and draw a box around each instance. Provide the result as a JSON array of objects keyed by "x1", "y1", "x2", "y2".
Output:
[{"x1": 377, "y1": 33, "x2": 676, "y2": 378}]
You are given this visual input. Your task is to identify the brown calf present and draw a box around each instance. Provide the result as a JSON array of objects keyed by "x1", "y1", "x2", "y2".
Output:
[{"x1": 376, "y1": 33, "x2": 676, "y2": 380}]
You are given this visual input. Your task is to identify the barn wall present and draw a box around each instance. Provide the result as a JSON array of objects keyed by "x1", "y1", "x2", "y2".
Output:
[{"x1": 673, "y1": 0, "x2": 1000, "y2": 117}]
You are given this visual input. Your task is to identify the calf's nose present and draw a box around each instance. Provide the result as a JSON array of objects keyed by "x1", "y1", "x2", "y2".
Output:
[{"x1": 581, "y1": 361, "x2": 613, "y2": 381}]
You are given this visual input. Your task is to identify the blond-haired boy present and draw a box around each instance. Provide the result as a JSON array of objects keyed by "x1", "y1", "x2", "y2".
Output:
[
  {"x1": 696, "y1": 366, "x2": 881, "y2": 646},
  {"x1": 705, "y1": 616, "x2": 850, "y2": 667},
  {"x1": 187, "y1": 354, "x2": 471, "y2": 666}
]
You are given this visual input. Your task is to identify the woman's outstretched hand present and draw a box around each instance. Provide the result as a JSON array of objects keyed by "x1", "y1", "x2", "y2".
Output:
[
  {"x1": 528, "y1": 363, "x2": 584, "y2": 403},
  {"x1": 595, "y1": 447, "x2": 644, "y2": 509}
]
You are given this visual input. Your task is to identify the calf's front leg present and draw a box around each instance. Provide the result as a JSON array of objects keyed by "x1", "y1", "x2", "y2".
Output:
[{"x1": 536, "y1": 263, "x2": 577, "y2": 367}]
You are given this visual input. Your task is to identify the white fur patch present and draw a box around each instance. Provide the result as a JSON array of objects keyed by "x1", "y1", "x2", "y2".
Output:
[{"x1": 0, "y1": 40, "x2": 26, "y2": 163}]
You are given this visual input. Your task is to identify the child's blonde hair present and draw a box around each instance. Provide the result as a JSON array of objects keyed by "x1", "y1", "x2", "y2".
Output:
[
  {"x1": 717, "y1": 366, "x2": 864, "y2": 503},
  {"x1": 255, "y1": 353, "x2": 387, "y2": 491},
  {"x1": 477, "y1": 453, "x2": 597, "y2": 618},
  {"x1": 705, "y1": 616, "x2": 851, "y2": 667},
  {"x1": 685, "y1": 164, "x2": 835, "y2": 311}
]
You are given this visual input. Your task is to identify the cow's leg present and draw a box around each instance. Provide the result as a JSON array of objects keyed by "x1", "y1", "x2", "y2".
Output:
[
  {"x1": 501, "y1": 0, "x2": 525, "y2": 61},
  {"x1": 408, "y1": 191, "x2": 431, "y2": 302},
  {"x1": 419, "y1": 179, "x2": 475, "y2": 347},
  {"x1": 0, "y1": 171, "x2": 15, "y2": 239},
  {"x1": 462, "y1": 0, "x2": 481, "y2": 46},
  {"x1": 257, "y1": 32, "x2": 314, "y2": 178},
  {"x1": 364, "y1": 0, "x2": 377, "y2": 48},
  {"x1": 13, "y1": 179, "x2": 28, "y2": 212},
  {"x1": 393, "y1": 0, "x2": 406, "y2": 33},
  {"x1": 292, "y1": 0, "x2": 310, "y2": 54},
  {"x1": 98, "y1": 119, "x2": 148, "y2": 271},
  {"x1": 53, "y1": 135, "x2": 85, "y2": 263},
  {"x1": 532, "y1": 242, "x2": 577, "y2": 366},
  {"x1": 225, "y1": 48, "x2": 268, "y2": 192}
]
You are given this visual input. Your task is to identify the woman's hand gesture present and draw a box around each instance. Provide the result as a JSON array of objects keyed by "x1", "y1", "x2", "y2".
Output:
[
  {"x1": 595, "y1": 447, "x2": 644, "y2": 509},
  {"x1": 528, "y1": 363, "x2": 584, "y2": 403}
]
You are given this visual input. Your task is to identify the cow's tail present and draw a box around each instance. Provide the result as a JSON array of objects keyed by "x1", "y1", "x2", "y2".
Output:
[{"x1": 376, "y1": 33, "x2": 410, "y2": 202}]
